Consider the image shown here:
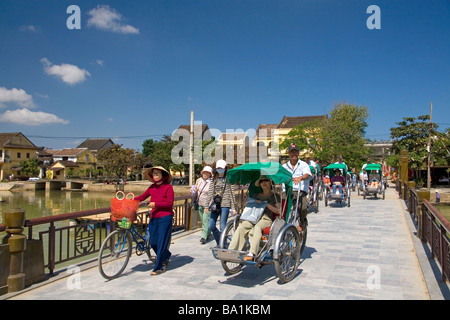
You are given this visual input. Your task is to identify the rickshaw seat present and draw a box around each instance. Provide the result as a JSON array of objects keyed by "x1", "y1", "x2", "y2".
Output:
[{"x1": 262, "y1": 199, "x2": 287, "y2": 235}]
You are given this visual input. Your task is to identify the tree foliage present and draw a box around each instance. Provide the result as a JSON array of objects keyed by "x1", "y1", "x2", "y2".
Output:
[
  {"x1": 280, "y1": 103, "x2": 370, "y2": 169},
  {"x1": 97, "y1": 144, "x2": 142, "y2": 178},
  {"x1": 389, "y1": 115, "x2": 449, "y2": 169},
  {"x1": 143, "y1": 135, "x2": 185, "y2": 173},
  {"x1": 19, "y1": 158, "x2": 40, "y2": 177}
]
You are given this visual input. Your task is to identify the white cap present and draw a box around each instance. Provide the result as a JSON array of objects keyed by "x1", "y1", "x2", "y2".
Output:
[
  {"x1": 216, "y1": 159, "x2": 227, "y2": 169},
  {"x1": 201, "y1": 166, "x2": 213, "y2": 175}
]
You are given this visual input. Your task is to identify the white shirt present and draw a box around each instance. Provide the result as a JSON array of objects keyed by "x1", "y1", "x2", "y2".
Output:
[
  {"x1": 334, "y1": 161, "x2": 348, "y2": 174},
  {"x1": 283, "y1": 160, "x2": 312, "y2": 193},
  {"x1": 307, "y1": 160, "x2": 316, "y2": 167},
  {"x1": 360, "y1": 172, "x2": 368, "y2": 182}
]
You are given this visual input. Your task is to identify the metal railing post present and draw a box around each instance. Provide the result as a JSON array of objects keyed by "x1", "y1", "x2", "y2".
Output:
[{"x1": 48, "y1": 222, "x2": 56, "y2": 275}]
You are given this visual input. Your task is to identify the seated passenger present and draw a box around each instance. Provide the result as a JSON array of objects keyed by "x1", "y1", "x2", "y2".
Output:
[
  {"x1": 331, "y1": 169, "x2": 345, "y2": 198},
  {"x1": 370, "y1": 178, "x2": 380, "y2": 188},
  {"x1": 228, "y1": 176, "x2": 280, "y2": 261},
  {"x1": 323, "y1": 170, "x2": 331, "y2": 187}
]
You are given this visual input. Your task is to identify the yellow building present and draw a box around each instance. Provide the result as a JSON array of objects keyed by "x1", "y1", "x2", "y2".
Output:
[
  {"x1": 47, "y1": 148, "x2": 96, "y2": 179},
  {"x1": 0, "y1": 132, "x2": 38, "y2": 181},
  {"x1": 255, "y1": 115, "x2": 327, "y2": 161}
]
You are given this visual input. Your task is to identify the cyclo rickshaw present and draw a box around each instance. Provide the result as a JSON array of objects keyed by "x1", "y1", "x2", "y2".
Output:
[
  {"x1": 323, "y1": 163, "x2": 351, "y2": 207},
  {"x1": 307, "y1": 165, "x2": 320, "y2": 213},
  {"x1": 360, "y1": 163, "x2": 386, "y2": 200},
  {"x1": 211, "y1": 162, "x2": 306, "y2": 283}
]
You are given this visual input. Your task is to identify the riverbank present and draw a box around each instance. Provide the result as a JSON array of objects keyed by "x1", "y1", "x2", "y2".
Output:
[{"x1": 0, "y1": 180, "x2": 191, "y2": 198}]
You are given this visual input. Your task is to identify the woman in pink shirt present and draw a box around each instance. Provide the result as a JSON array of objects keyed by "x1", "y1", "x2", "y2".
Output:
[{"x1": 134, "y1": 166, "x2": 174, "y2": 276}]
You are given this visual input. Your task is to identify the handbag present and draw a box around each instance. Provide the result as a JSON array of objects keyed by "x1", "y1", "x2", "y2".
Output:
[
  {"x1": 209, "y1": 179, "x2": 226, "y2": 214},
  {"x1": 239, "y1": 197, "x2": 268, "y2": 224},
  {"x1": 111, "y1": 191, "x2": 140, "y2": 222},
  {"x1": 193, "y1": 180, "x2": 208, "y2": 210},
  {"x1": 209, "y1": 194, "x2": 222, "y2": 214},
  {"x1": 193, "y1": 199, "x2": 199, "y2": 210}
]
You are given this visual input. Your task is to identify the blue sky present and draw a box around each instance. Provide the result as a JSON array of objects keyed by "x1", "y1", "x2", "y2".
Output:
[{"x1": 0, "y1": 0, "x2": 449, "y2": 151}]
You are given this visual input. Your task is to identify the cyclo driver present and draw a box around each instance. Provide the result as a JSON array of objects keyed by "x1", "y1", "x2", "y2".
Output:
[{"x1": 283, "y1": 143, "x2": 312, "y2": 232}]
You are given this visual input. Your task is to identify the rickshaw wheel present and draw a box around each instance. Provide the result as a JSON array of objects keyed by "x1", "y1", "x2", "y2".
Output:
[
  {"x1": 313, "y1": 190, "x2": 319, "y2": 213},
  {"x1": 273, "y1": 225, "x2": 302, "y2": 283},
  {"x1": 219, "y1": 220, "x2": 245, "y2": 275},
  {"x1": 299, "y1": 226, "x2": 307, "y2": 255}
]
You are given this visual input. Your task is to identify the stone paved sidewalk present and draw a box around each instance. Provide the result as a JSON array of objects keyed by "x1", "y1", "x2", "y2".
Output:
[{"x1": 4, "y1": 186, "x2": 433, "y2": 300}]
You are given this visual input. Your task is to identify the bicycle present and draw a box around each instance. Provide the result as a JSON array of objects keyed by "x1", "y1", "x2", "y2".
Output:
[{"x1": 98, "y1": 206, "x2": 155, "y2": 280}]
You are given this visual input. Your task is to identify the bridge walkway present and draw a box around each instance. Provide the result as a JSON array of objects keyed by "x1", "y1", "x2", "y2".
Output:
[{"x1": 5, "y1": 185, "x2": 446, "y2": 300}]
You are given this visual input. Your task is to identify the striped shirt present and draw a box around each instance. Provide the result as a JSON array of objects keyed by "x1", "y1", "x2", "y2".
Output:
[{"x1": 206, "y1": 177, "x2": 236, "y2": 211}]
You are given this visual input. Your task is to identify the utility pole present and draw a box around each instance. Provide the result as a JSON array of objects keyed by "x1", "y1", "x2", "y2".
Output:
[
  {"x1": 427, "y1": 102, "x2": 433, "y2": 190},
  {"x1": 189, "y1": 110, "x2": 194, "y2": 186}
]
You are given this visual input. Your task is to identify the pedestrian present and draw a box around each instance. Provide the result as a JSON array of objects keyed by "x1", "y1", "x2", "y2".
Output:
[
  {"x1": 204, "y1": 160, "x2": 237, "y2": 245},
  {"x1": 134, "y1": 166, "x2": 174, "y2": 276},
  {"x1": 334, "y1": 155, "x2": 348, "y2": 172},
  {"x1": 192, "y1": 165, "x2": 213, "y2": 244},
  {"x1": 282, "y1": 143, "x2": 311, "y2": 232}
]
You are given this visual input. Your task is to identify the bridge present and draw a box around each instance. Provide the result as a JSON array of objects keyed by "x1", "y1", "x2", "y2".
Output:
[
  {"x1": 2, "y1": 185, "x2": 449, "y2": 301},
  {"x1": 24, "y1": 180, "x2": 86, "y2": 191}
]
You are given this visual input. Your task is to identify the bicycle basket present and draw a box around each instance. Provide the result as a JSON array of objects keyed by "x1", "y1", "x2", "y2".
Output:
[{"x1": 111, "y1": 191, "x2": 140, "y2": 222}]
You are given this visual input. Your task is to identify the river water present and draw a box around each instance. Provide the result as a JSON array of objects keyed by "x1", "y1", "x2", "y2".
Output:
[{"x1": 0, "y1": 190, "x2": 113, "y2": 225}]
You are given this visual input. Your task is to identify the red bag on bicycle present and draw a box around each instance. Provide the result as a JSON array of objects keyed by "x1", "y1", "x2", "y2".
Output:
[{"x1": 111, "y1": 191, "x2": 140, "y2": 222}]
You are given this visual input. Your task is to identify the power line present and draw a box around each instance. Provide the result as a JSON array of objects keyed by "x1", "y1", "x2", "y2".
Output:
[{"x1": 27, "y1": 134, "x2": 165, "y2": 140}]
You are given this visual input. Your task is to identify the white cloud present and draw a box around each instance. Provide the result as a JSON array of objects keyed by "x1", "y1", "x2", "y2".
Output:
[
  {"x1": 19, "y1": 25, "x2": 38, "y2": 32},
  {"x1": 87, "y1": 5, "x2": 139, "y2": 34},
  {"x1": 0, "y1": 87, "x2": 36, "y2": 108},
  {"x1": 0, "y1": 108, "x2": 69, "y2": 126},
  {"x1": 41, "y1": 58, "x2": 90, "y2": 85}
]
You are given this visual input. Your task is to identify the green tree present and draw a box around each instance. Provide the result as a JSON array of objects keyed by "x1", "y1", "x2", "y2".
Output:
[
  {"x1": 97, "y1": 144, "x2": 139, "y2": 178},
  {"x1": 142, "y1": 139, "x2": 157, "y2": 157},
  {"x1": 142, "y1": 135, "x2": 185, "y2": 173},
  {"x1": 19, "y1": 158, "x2": 40, "y2": 177},
  {"x1": 281, "y1": 103, "x2": 370, "y2": 169},
  {"x1": 390, "y1": 115, "x2": 449, "y2": 171}
]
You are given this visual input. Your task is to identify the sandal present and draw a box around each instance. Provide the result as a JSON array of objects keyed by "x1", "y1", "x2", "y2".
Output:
[
  {"x1": 150, "y1": 269, "x2": 165, "y2": 276},
  {"x1": 244, "y1": 254, "x2": 254, "y2": 262}
]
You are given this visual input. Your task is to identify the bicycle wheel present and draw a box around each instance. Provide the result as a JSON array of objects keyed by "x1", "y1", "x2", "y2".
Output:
[
  {"x1": 219, "y1": 220, "x2": 245, "y2": 274},
  {"x1": 273, "y1": 224, "x2": 301, "y2": 283},
  {"x1": 98, "y1": 229, "x2": 132, "y2": 280}
]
